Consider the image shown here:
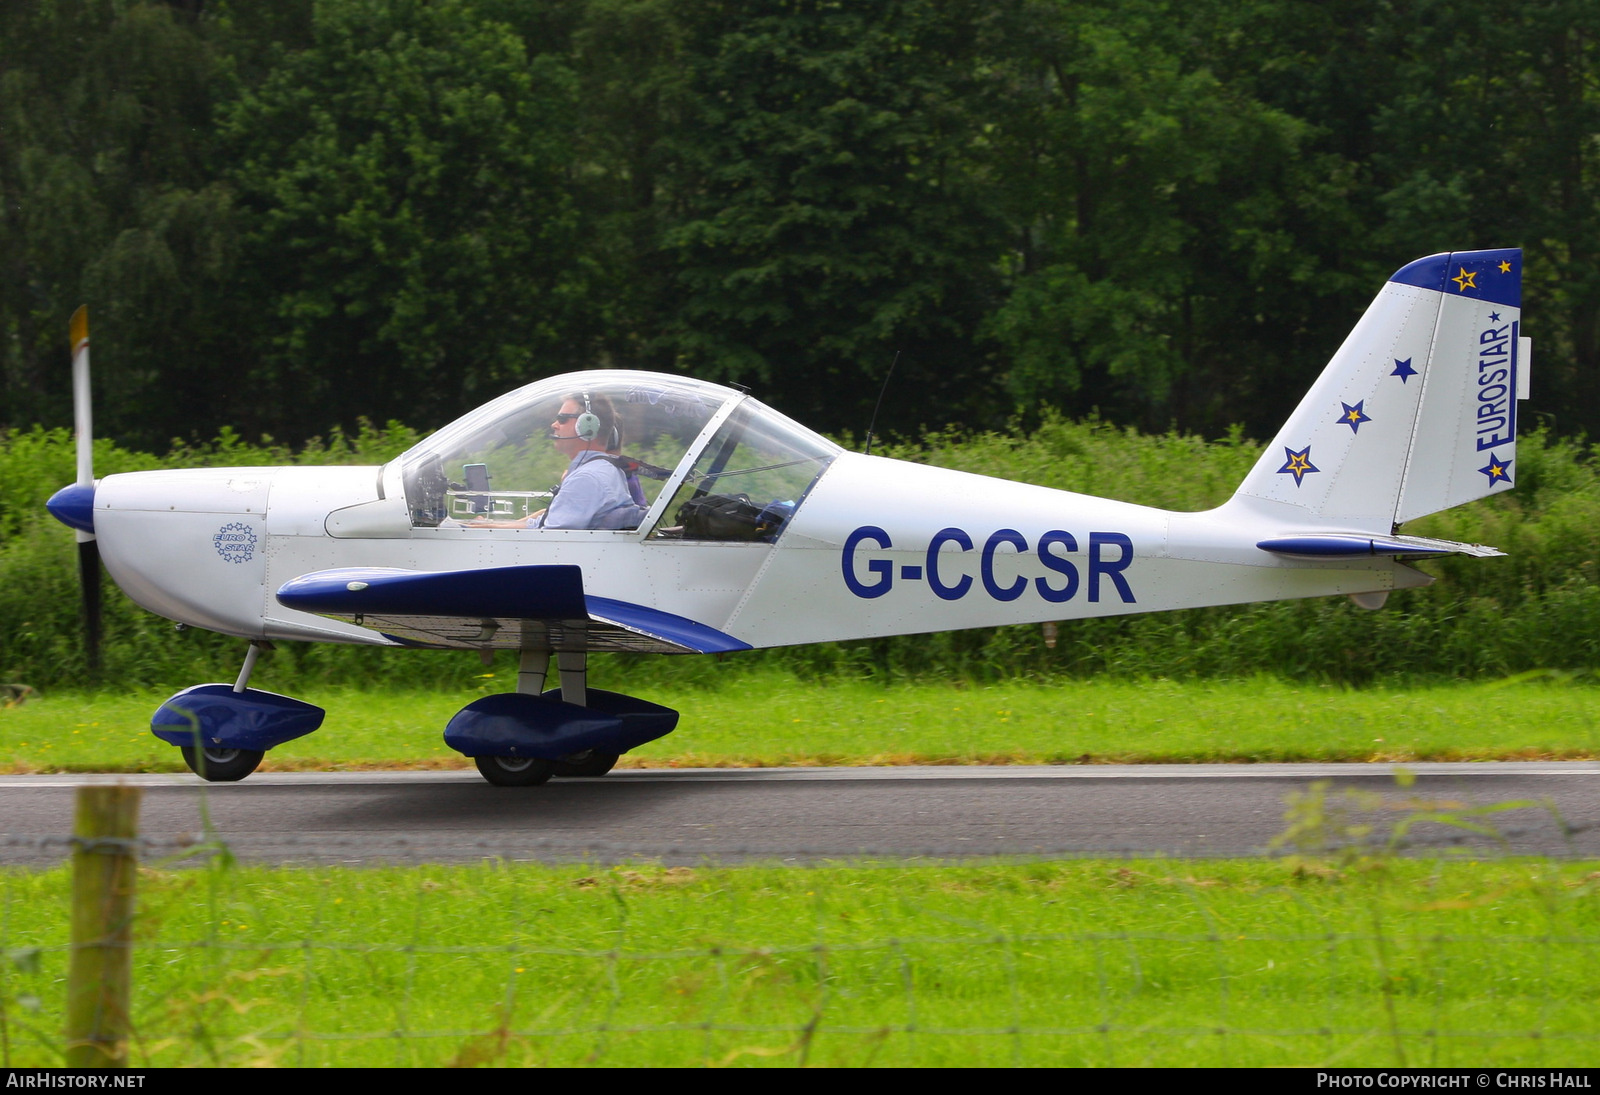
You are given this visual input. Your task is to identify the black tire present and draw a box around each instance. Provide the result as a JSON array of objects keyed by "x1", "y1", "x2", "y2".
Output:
[
  {"x1": 552, "y1": 750, "x2": 620, "y2": 778},
  {"x1": 474, "y1": 754, "x2": 555, "y2": 787},
  {"x1": 180, "y1": 745, "x2": 265, "y2": 783}
]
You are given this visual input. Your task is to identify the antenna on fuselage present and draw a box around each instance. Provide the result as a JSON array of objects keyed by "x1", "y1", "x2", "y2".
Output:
[{"x1": 862, "y1": 351, "x2": 901, "y2": 458}]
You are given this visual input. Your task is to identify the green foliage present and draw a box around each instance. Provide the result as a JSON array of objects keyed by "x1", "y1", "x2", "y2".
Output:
[
  {"x1": 652, "y1": 0, "x2": 1006, "y2": 433},
  {"x1": 983, "y1": 0, "x2": 1363, "y2": 433},
  {"x1": 220, "y1": 0, "x2": 594, "y2": 436},
  {"x1": 10, "y1": 0, "x2": 1600, "y2": 449},
  {"x1": 0, "y1": 0, "x2": 239, "y2": 450},
  {"x1": 1363, "y1": 0, "x2": 1600, "y2": 421},
  {"x1": 874, "y1": 412, "x2": 1262, "y2": 510}
]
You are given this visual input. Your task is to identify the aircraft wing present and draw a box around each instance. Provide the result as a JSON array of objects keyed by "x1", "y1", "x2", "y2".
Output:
[{"x1": 276, "y1": 565, "x2": 752, "y2": 654}]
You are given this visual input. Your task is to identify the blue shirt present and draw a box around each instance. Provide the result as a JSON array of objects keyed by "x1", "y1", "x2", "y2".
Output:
[{"x1": 541, "y1": 451, "x2": 642, "y2": 529}]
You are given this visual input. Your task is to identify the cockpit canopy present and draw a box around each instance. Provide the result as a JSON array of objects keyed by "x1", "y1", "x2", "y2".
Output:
[{"x1": 395, "y1": 371, "x2": 840, "y2": 541}]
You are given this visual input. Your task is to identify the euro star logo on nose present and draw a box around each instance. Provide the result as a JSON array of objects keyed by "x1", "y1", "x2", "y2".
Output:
[
  {"x1": 1453, "y1": 267, "x2": 1477, "y2": 292},
  {"x1": 1276, "y1": 445, "x2": 1319, "y2": 487}
]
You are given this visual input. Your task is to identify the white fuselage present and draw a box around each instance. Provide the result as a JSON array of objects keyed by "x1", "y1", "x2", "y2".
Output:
[{"x1": 92, "y1": 451, "x2": 1426, "y2": 650}]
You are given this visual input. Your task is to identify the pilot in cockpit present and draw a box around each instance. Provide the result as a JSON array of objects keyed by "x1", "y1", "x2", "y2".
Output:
[{"x1": 469, "y1": 392, "x2": 647, "y2": 530}]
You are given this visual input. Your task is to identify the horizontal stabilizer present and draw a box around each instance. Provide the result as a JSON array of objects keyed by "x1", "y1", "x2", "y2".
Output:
[
  {"x1": 276, "y1": 565, "x2": 751, "y2": 654},
  {"x1": 1257, "y1": 533, "x2": 1503, "y2": 559}
]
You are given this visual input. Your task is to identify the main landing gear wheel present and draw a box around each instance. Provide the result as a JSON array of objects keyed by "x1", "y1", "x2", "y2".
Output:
[
  {"x1": 180, "y1": 746, "x2": 265, "y2": 783},
  {"x1": 552, "y1": 750, "x2": 619, "y2": 778},
  {"x1": 474, "y1": 755, "x2": 555, "y2": 787}
]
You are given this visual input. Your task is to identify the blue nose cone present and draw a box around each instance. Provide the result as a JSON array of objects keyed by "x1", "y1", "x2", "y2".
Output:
[{"x1": 46, "y1": 482, "x2": 96, "y2": 534}]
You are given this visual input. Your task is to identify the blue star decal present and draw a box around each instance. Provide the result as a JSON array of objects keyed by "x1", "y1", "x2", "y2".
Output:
[
  {"x1": 1277, "y1": 445, "x2": 1319, "y2": 487},
  {"x1": 1489, "y1": 312, "x2": 1502, "y2": 323},
  {"x1": 1478, "y1": 452, "x2": 1513, "y2": 486},
  {"x1": 1338, "y1": 400, "x2": 1371, "y2": 434},
  {"x1": 1391, "y1": 357, "x2": 1417, "y2": 383}
]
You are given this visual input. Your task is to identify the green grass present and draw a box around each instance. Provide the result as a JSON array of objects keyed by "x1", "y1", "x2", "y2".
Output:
[
  {"x1": 3, "y1": 673, "x2": 1599, "y2": 772},
  {"x1": 2, "y1": 857, "x2": 1596, "y2": 1066}
]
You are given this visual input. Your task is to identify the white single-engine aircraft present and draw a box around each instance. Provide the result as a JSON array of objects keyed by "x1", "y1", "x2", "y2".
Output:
[{"x1": 47, "y1": 249, "x2": 1528, "y2": 784}]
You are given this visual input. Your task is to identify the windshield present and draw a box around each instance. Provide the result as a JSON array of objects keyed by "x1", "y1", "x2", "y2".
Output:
[{"x1": 651, "y1": 399, "x2": 840, "y2": 542}]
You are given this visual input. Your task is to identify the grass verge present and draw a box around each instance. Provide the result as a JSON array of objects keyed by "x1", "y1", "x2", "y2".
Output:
[
  {"x1": 2, "y1": 673, "x2": 1598, "y2": 773},
  {"x1": 1, "y1": 856, "x2": 1596, "y2": 1066}
]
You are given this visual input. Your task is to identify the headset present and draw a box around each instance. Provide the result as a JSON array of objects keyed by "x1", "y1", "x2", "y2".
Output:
[
  {"x1": 554, "y1": 391, "x2": 620, "y2": 450},
  {"x1": 574, "y1": 391, "x2": 601, "y2": 442}
]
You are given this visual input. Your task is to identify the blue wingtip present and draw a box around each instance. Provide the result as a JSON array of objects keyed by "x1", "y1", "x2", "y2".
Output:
[{"x1": 45, "y1": 482, "x2": 96, "y2": 533}]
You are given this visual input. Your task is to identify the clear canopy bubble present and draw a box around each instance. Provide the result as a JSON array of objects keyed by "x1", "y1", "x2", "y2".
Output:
[{"x1": 395, "y1": 371, "x2": 839, "y2": 540}]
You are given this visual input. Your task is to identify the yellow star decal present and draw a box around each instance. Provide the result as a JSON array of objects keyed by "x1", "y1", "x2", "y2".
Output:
[
  {"x1": 1453, "y1": 267, "x2": 1477, "y2": 292},
  {"x1": 1498, "y1": 260, "x2": 1512, "y2": 274},
  {"x1": 1346, "y1": 409, "x2": 1362, "y2": 423}
]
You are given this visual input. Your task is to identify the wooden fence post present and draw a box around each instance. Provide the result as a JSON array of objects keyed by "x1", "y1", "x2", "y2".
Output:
[{"x1": 65, "y1": 784, "x2": 141, "y2": 1068}]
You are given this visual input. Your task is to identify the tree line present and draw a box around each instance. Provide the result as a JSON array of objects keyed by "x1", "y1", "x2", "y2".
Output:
[{"x1": 4, "y1": 0, "x2": 1598, "y2": 451}]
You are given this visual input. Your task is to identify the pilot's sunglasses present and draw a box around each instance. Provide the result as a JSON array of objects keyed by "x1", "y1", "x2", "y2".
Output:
[{"x1": 553, "y1": 412, "x2": 582, "y2": 421}]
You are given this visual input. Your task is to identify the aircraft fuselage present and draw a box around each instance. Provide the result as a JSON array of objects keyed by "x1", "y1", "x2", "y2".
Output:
[{"x1": 93, "y1": 451, "x2": 1425, "y2": 650}]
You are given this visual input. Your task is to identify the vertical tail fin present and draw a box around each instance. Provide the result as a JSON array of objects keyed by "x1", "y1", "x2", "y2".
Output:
[{"x1": 1230, "y1": 248, "x2": 1528, "y2": 529}]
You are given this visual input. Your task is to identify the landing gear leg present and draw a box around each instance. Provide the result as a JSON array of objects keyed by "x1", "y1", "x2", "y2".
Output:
[
  {"x1": 556, "y1": 650, "x2": 586, "y2": 706},
  {"x1": 517, "y1": 648, "x2": 549, "y2": 695},
  {"x1": 549, "y1": 651, "x2": 617, "y2": 777},
  {"x1": 234, "y1": 640, "x2": 270, "y2": 692}
]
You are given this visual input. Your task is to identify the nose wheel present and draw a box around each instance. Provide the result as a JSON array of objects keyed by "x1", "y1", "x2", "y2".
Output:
[{"x1": 180, "y1": 745, "x2": 265, "y2": 783}]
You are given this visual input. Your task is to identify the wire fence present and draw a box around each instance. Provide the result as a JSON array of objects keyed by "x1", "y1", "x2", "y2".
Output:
[{"x1": 0, "y1": 787, "x2": 1597, "y2": 1068}]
